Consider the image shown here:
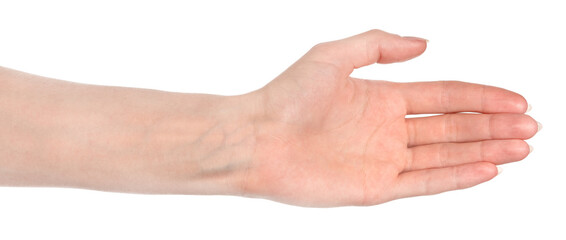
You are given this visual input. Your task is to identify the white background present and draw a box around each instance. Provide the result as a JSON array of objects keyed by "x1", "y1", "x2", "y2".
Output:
[{"x1": 1, "y1": 0, "x2": 564, "y2": 239}]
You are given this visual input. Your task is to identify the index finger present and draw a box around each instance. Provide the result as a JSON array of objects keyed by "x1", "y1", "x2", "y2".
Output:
[{"x1": 398, "y1": 81, "x2": 528, "y2": 114}]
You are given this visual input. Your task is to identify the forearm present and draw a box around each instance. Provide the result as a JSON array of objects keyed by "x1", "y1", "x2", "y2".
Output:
[{"x1": 0, "y1": 67, "x2": 257, "y2": 195}]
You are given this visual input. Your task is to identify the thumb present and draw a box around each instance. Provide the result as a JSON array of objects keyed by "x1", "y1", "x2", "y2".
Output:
[{"x1": 304, "y1": 29, "x2": 427, "y2": 74}]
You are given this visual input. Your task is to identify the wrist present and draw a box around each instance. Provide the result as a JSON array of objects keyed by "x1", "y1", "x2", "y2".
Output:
[{"x1": 155, "y1": 93, "x2": 260, "y2": 195}]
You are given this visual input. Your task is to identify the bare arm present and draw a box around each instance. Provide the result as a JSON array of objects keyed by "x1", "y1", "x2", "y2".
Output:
[
  {"x1": 0, "y1": 66, "x2": 257, "y2": 195},
  {"x1": 0, "y1": 29, "x2": 539, "y2": 207}
]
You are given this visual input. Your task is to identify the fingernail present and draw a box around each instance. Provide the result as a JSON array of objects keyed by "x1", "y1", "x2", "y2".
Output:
[
  {"x1": 403, "y1": 36, "x2": 429, "y2": 42},
  {"x1": 526, "y1": 104, "x2": 532, "y2": 113},
  {"x1": 537, "y1": 122, "x2": 543, "y2": 132},
  {"x1": 529, "y1": 144, "x2": 534, "y2": 153},
  {"x1": 496, "y1": 166, "x2": 503, "y2": 175}
]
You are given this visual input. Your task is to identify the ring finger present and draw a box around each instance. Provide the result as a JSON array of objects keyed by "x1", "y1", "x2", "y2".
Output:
[{"x1": 406, "y1": 113, "x2": 538, "y2": 147}]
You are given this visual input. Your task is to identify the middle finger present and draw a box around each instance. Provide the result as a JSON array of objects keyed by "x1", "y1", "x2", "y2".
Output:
[{"x1": 406, "y1": 113, "x2": 538, "y2": 147}]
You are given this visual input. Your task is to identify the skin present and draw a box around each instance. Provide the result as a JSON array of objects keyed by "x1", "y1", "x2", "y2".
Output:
[{"x1": 0, "y1": 30, "x2": 539, "y2": 207}]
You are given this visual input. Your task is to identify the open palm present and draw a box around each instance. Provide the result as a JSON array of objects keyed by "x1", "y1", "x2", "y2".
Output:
[{"x1": 245, "y1": 30, "x2": 538, "y2": 207}]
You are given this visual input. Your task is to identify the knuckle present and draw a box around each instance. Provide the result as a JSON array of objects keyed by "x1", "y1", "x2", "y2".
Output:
[
  {"x1": 443, "y1": 114, "x2": 457, "y2": 141},
  {"x1": 437, "y1": 144, "x2": 448, "y2": 167},
  {"x1": 365, "y1": 29, "x2": 385, "y2": 36},
  {"x1": 309, "y1": 41, "x2": 333, "y2": 53}
]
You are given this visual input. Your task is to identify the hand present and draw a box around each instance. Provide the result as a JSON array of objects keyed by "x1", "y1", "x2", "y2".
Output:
[{"x1": 244, "y1": 30, "x2": 539, "y2": 207}]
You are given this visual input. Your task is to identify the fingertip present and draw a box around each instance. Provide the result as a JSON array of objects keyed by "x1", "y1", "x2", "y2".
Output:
[
  {"x1": 484, "y1": 86, "x2": 528, "y2": 113},
  {"x1": 455, "y1": 162, "x2": 498, "y2": 189},
  {"x1": 405, "y1": 36, "x2": 428, "y2": 57},
  {"x1": 517, "y1": 95, "x2": 529, "y2": 113},
  {"x1": 483, "y1": 140, "x2": 531, "y2": 165},
  {"x1": 476, "y1": 162, "x2": 499, "y2": 181},
  {"x1": 510, "y1": 139, "x2": 532, "y2": 161},
  {"x1": 522, "y1": 115, "x2": 540, "y2": 139},
  {"x1": 506, "y1": 92, "x2": 529, "y2": 113},
  {"x1": 377, "y1": 35, "x2": 428, "y2": 64}
]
